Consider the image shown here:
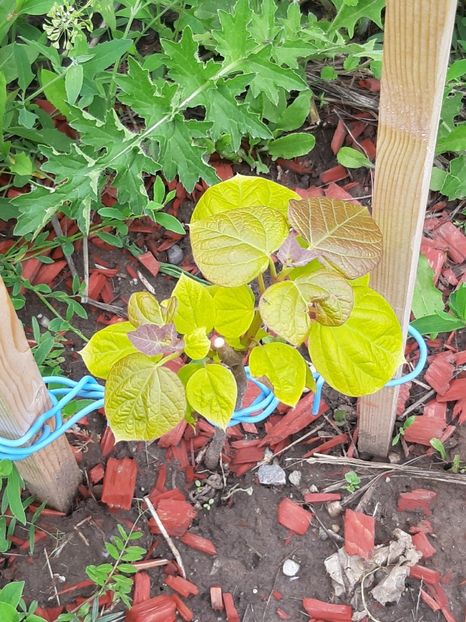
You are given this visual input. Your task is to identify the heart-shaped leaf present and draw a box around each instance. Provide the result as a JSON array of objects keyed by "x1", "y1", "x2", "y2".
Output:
[
  {"x1": 184, "y1": 327, "x2": 211, "y2": 360},
  {"x1": 191, "y1": 174, "x2": 298, "y2": 222},
  {"x1": 308, "y1": 287, "x2": 402, "y2": 396},
  {"x1": 259, "y1": 270, "x2": 354, "y2": 345},
  {"x1": 191, "y1": 205, "x2": 288, "y2": 286},
  {"x1": 128, "y1": 292, "x2": 164, "y2": 327},
  {"x1": 105, "y1": 354, "x2": 186, "y2": 441},
  {"x1": 128, "y1": 323, "x2": 183, "y2": 356},
  {"x1": 80, "y1": 321, "x2": 140, "y2": 379},
  {"x1": 288, "y1": 197, "x2": 383, "y2": 278},
  {"x1": 213, "y1": 285, "x2": 255, "y2": 338},
  {"x1": 249, "y1": 342, "x2": 310, "y2": 406},
  {"x1": 186, "y1": 364, "x2": 237, "y2": 429},
  {"x1": 172, "y1": 273, "x2": 214, "y2": 334}
]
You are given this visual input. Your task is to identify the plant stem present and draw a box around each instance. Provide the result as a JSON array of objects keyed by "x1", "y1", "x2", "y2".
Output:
[
  {"x1": 268, "y1": 258, "x2": 278, "y2": 281},
  {"x1": 257, "y1": 272, "x2": 266, "y2": 294},
  {"x1": 32, "y1": 290, "x2": 89, "y2": 342}
]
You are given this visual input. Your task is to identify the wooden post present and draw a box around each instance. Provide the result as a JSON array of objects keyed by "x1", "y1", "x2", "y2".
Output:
[
  {"x1": 0, "y1": 276, "x2": 81, "y2": 511},
  {"x1": 358, "y1": 0, "x2": 457, "y2": 456}
]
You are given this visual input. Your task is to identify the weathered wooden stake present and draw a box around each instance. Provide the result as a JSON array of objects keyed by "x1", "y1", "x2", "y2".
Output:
[
  {"x1": 0, "y1": 276, "x2": 81, "y2": 511},
  {"x1": 358, "y1": 0, "x2": 457, "y2": 456}
]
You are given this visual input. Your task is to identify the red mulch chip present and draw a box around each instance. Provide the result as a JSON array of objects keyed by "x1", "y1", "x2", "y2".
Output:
[
  {"x1": 133, "y1": 571, "x2": 151, "y2": 604},
  {"x1": 412, "y1": 531, "x2": 436, "y2": 559},
  {"x1": 180, "y1": 532, "x2": 217, "y2": 556},
  {"x1": 101, "y1": 457, "x2": 137, "y2": 510},
  {"x1": 210, "y1": 586, "x2": 224, "y2": 611},
  {"x1": 35, "y1": 260, "x2": 68, "y2": 286},
  {"x1": 88, "y1": 463, "x2": 105, "y2": 485},
  {"x1": 303, "y1": 597, "x2": 353, "y2": 621},
  {"x1": 276, "y1": 606, "x2": 291, "y2": 619},
  {"x1": 303, "y1": 433, "x2": 348, "y2": 458},
  {"x1": 304, "y1": 493, "x2": 342, "y2": 504},
  {"x1": 277, "y1": 498, "x2": 313, "y2": 535},
  {"x1": 425, "y1": 353, "x2": 455, "y2": 395},
  {"x1": 409, "y1": 564, "x2": 441, "y2": 585},
  {"x1": 137, "y1": 251, "x2": 161, "y2": 277},
  {"x1": 403, "y1": 415, "x2": 447, "y2": 446},
  {"x1": 436, "y1": 378, "x2": 466, "y2": 402},
  {"x1": 433, "y1": 221, "x2": 466, "y2": 263},
  {"x1": 320, "y1": 165, "x2": 348, "y2": 184},
  {"x1": 35, "y1": 607, "x2": 63, "y2": 622},
  {"x1": 171, "y1": 594, "x2": 193, "y2": 621},
  {"x1": 295, "y1": 186, "x2": 324, "y2": 198},
  {"x1": 420, "y1": 588, "x2": 441, "y2": 612},
  {"x1": 149, "y1": 498, "x2": 197, "y2": 537},
  {"x1": 223, "y1": 592, "x2": 240, "y2": 622},
  {"x1": 397, "y1": 489, "x2": 437, "y2": 515},
  {"x1": 164, "y1": 575, "x2": 199, "y2": 598},
  {"x1": 344, "y1": 509, "x2": 375, "y2": 560},
  {"x1": 126, "y1": 595, "x2": 177, "y2": 622},
  {"x1": 331, "y1": 120, "x2": 347, "y2": 154}
]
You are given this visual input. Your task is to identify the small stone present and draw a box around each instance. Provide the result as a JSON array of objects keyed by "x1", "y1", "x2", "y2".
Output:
[
  {"x1": 308, "y1": 484, "x2": 319, "y2": 493},
  {"x1": 331, "y1": 523, "x2": 340, "y2": 533},
  {"x1": 258, "y1": 463, "x2": 286, "y2": 486},
  {"x1": 327, "y1": 500, "x2": 343, "y2": 517},
  {"x1": 388, "y1": 451, "x2": 401, "y2": 463},
  {"x1": 318, "y1": 527, "x2": 329, "y2": 541},
  {"x1": 282, "y1": 559, "x2": 300, "y2": 577},
  {"x1": 288, "y1": 470, "x2": 302, "y2": 487},
  {"x1": 167, "y1": 244, "x2": 183, "y2": 265}
]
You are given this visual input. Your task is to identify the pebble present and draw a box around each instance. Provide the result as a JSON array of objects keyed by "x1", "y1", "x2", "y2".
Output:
[
  {"x1": 388, "y1": 451, "x2": 401, "y2": 463},
  {"x1": 318, "y1": 527, "x2": 329, "y2": 541},
  {"x1": 282, "y1": 559, "x2": 300, "y2": 577},
  {"x1": 327, "y1": 500, "x2": 343, "y2": 517},
  {"x1": 167, "y1": 244, "x2": 183, "y2": 265},
  {"x1": 257, "y1": 463, "x2": 286, "y2": 486},
  {"x1": 288, "y1": 470, "x2": 302, "y2": 487}
]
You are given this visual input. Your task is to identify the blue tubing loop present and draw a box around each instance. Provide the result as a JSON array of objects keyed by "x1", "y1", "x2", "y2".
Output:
[{"x1": 0, "y1": 326, "x2": 427, "y2": 460}]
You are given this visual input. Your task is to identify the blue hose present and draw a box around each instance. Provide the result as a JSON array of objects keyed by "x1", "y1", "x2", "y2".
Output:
[{"x1": 0, "y1": 325, "x2": 427, "y2": 460}]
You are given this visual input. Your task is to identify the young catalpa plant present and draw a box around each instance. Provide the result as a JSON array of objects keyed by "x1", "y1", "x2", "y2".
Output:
[{"x1": 80, "y1": 175, "x2": 402, "y2": 454}]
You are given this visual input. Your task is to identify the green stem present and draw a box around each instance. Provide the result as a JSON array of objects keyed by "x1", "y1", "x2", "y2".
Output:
[
  {"x1": 257, "y1": 272, "x2": 266, "y2": 294},
  {"x1": 268, "y1": 258, "x2": 278, "y2": 281},
  {"x1": 32, "y1": 290, "x2": 89, "y2": 342}
]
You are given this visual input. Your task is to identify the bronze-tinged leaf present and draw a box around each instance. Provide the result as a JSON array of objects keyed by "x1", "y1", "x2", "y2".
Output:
[
  {"x1": 128, "y1": 323, "x2": 183, "y2": 356},
  {"x1": 288, "y1": 197, "x2": 383, "y2": 279}
]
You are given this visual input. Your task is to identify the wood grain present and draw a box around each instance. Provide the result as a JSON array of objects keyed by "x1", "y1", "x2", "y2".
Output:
[
  {"x1": 0, "y1": 276, "x2": 81, "y2": 510},
  {"x1": 358, "y1": 0, "x2": 457, "y2": 456}
]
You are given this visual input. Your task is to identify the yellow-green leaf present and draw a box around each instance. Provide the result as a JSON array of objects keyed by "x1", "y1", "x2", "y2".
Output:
[
  {"x1": 213, "y1": 285, "x2": 255, "y2": 338},
  {"x1": 259, "y1": 270, "x2": 353, "y2": 345},
  {"x1": 105, "y1": 354, "x2": 186, "y2": 441},
  {"x1": 128, "y1": 292, "x2": 164, "y2": 327},
  {"x1": 186, "y1": 364, "x2": 237, "y2": 429},
  {"x1": 191, "y1": 174, "x2": 299, "y2": 222},
  {"x1": 295, "y1": 271, "x2": 353, "y2": 326},
  {"x1": 308, "y1": 287, "x2": 403, "y2": 396},
  {"x1": 249, "y1": 343, "x2": 307, "y2": 406},
  {"x1": 288, "y1": 197, "x2": 383, "y2": 279},
  {"x1": 172, "y1": 273, "x2": 214, "y2": 334},
  {"x1": 259, "y1": 281, "x2": 311, "y2": 345},
  {"x1": 191, "y1": 205, "x2": 288, "y2": 286},
  {"x1": 184, "y1": 327, "x2": 211, "y2": 360},
  {"x1": 80, "y1": 321, "x2": 139, "y2": 379}
]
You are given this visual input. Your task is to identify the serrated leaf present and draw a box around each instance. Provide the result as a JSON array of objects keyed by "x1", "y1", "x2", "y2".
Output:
[
  {"x1": 436, "y1": 124, "x2": 466, "y2": 154},
  {"x1": 213, "y1": 285, "x2": 255, "y2": 338},
  {"x1": 259, "y1": 270, "x2": 354, "y2": 345},
  {"x1": 329, "y1": 0, "x2": 385, "y2": 38},
  {"x1": 268, "y1": 132, "x2": 316, "y2": 159},
  {"x1": 191, "y1": 205, "x2": 288, "y2": 286},
  {"x1": 288, "y1": 197, "x2": 382, "y2": 279},
  {"x1": 172, "y1": 274, "x2": 214, "y2": 334},
  {"x1": 105, "y1": 354, "x2": 186, "y2": 441},
  {"x1": 337, "y1": 146, "x2": 373, "y2": 169},
  {"x1": 412, "y1": 255, "x2": 445, "y2": 319},
  {"x1": 184, "y1": 328, "x2": 211, "y2": 360},
  {"x1": 186, "y1": 364, "x2": 237, "y2": 429},
  {"x1": 249, "y1": 342, "x2": 308, "y2": 406},
  {"x1": 191, "y1": 174, "x2": 298, "y2": 222},
  {"x1": 128, "y1": 324, "x2": 183, "y2": 356},
  {"x1": 308, "y1": 287, "x2": 403, "y2": 396},
  {"x1": 430, "y1": 156, "x2": 466, "y2": 201},
  {"x1": 79, "y1": 322, "x2": 140, "y2": 379},
  {"x1": 128, "y1": 292, "x2": 165, "y2": 327}
]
